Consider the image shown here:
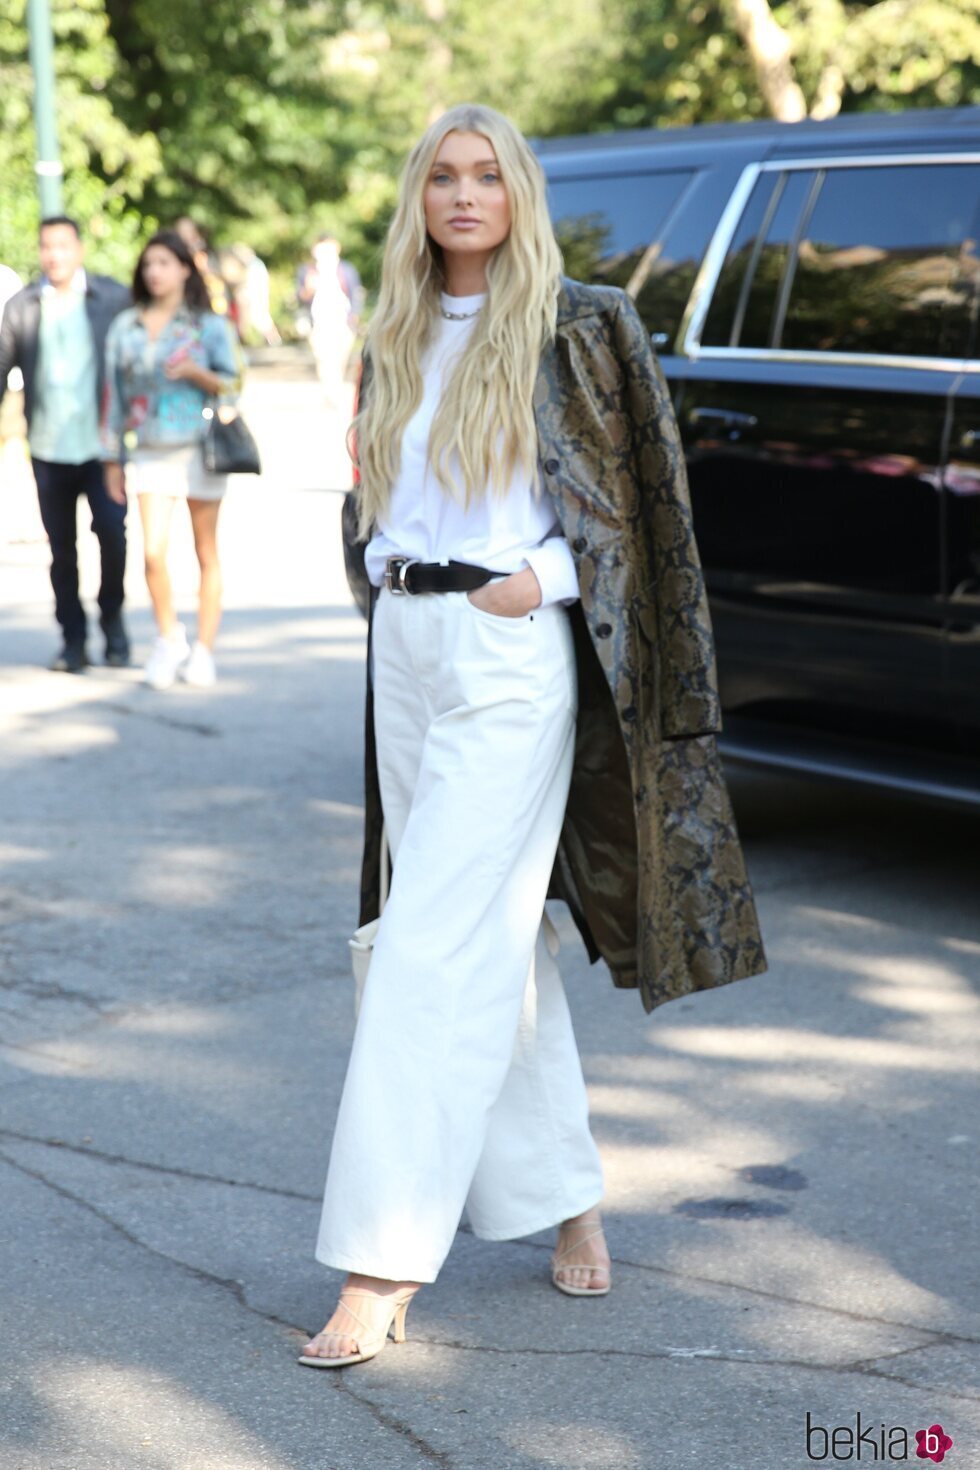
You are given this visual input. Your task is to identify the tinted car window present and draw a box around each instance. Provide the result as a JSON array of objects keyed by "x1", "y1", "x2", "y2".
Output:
[
  {"x1": 741, "y1": 172, "x2": 816, "y2": 347},
  {"x1": 634, "y1": 174, "x2": 721, "y2": 347},
  {"x1": 780, "y1": 163, "x2": 980, "y2": 359},
  {"x1": 547, "y1": 171, "x2": 695, "y2": 340},
  {"x1": 701, "y1": 172, "x2": 779, "y2": 346},
  {"x1": 954, "y1": 193, "x2": 980, "y2": 360},
  {"x1": 701, "y1": 171, "x2": 815, "y2": 347}
]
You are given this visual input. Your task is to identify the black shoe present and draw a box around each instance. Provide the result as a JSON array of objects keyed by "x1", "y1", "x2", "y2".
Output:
[
  {"x1": 49, "y1": 642, "x2": 88, "y2": 674},
  {"x1": 102, "y1": 614, "x2": 131, "y2": 667}
]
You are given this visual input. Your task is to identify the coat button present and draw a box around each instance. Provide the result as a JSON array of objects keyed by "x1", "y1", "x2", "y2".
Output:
[
  {"x1": 572, "y1": 537, "x2": 587, "y2": 553},
  {"x1": 544, "y1": 458, "x2": 560, "y2": 474},
  {"x1": 621, "y1": 705, "x2": 637, "y2": 722},
  {"x1": 596, "y1": 622, "x2": 612, "y2": 639}
]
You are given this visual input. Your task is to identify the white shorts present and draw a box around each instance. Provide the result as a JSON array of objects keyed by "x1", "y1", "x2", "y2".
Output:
[{"x1": 125, "y1": 444, "x2": 227, "y2": 502}]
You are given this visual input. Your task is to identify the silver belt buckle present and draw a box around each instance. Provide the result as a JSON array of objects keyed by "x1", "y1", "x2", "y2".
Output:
[{"x1": 384, "y1": 556, "x2": 418, "y2": 595}]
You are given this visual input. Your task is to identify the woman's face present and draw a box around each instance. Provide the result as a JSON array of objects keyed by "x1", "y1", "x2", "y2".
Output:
[
  {"x1": 423, "y1": 131, "x2": 511, "y2": 264},
  {"x1": 141, "y1": 244, "x2": 191, "y2": 301}
]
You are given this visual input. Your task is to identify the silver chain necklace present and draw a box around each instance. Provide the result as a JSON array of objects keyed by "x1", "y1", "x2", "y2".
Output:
[{"x1": 440, "y1": 304, "x2": 483, "y2": 320}]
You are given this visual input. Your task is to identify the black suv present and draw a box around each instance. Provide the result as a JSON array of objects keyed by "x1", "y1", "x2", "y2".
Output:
[{"x1": 537, "y1": 107, "x2": 980, "y2": 804}]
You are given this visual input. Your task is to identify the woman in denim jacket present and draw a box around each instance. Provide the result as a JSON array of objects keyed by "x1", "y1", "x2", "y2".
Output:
[{"x1": 102, "y1": 230, "x2": 243, "y2": 689}]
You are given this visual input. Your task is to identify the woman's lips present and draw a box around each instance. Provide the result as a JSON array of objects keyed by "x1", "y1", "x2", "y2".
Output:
[{"x1": 449, "y1": 218, "x2": 481, "y2": 230}]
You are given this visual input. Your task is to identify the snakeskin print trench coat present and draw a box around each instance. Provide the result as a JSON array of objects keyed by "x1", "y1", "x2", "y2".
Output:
[{"x1": 344, "y1": 275, "x2": 767, "y2": 1013}]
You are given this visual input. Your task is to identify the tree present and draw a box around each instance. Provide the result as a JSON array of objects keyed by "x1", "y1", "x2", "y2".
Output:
[
  {"x1": 2, "y1": 0, "x2": 977, "y2": 301},
  {"x1": 0, "y1": 0, "x2": 158, "y2": 280},
  {"x1": 580, "y1": 0, "x2": 980, "y2": 130},
  {"x1": 311, "y1": 0, "x2": 621, "y2": 281},
  {"x1": 789, "y1": 0, "x2": 980, "y2": 118},
  {"x1": 730, "y1": 0, "x2": 807, "y2": 118},
  {"x1": 100, "y1": 0, "x2": 357, "y2": 271}
]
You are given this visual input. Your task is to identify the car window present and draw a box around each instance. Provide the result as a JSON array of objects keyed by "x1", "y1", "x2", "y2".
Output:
[
  {"x1": 546, "y1": 170, "x2": 695, "y2": 341},
  {"x1": 779, "y1": 163, "x2": 980, "y2": 360},
  {"x1": 954, "y1": 194, "x2": 979, "y2": 360},
  {"x1": 701, "y1": 172, "x2": 779, "y2": 346},
  {"x1": 644, "y1": 175, "x2": 727, "y2": 348},
  {"x1": 701, "y1": 171, "x2": 815, "y2": 347}
]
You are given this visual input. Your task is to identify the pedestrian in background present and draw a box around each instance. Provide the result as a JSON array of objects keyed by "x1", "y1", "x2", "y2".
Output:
[
  {"x1": 101, "y1": 230, "x2": 243, "y2": 690},
  {"x1": 0, "y1": 262, "x2": 26, "y2": 479},
  {"x1": 301, "y1": 103, "x2": 765, "y2": 1369},
  {"x1": 221, "y1": 244, "x2": 281, "y2": 347},
  {"x1": 0, "y1": 264, "x2": 23, "y2": 364},
  {"x1": 0, "y1": 218, "x2": 130, "y2": 672},
  {"x1": 303, "y1": 235, "x2": 363, "y2": 405},
  {"x1": 174, "y1": 217, "x2": 235, "y2": 326}
]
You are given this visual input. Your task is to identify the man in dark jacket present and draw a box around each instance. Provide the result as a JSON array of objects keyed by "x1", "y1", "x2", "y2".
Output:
[{"x1": 0, "y1": 217, "x2": 131, "y2": 671}]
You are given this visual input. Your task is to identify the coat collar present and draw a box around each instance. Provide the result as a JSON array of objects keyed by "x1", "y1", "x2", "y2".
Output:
[
  {"x1": 41, "y1": 267, "x2": 87, "y2": 299},
  {"x1": 538, "y1": 278, "x2": 603, "y2": 401},
  {"x1": 26, "y1": 271, "x2": 113, "y2": 303},
  {"x1": 555, "y1": 275, "x2": 604, "y2": 327}
]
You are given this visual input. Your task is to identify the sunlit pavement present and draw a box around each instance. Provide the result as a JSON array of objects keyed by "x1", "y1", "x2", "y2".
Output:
[{"x1": 1, "y1": 356, "x2": 978, "y2": 1469}]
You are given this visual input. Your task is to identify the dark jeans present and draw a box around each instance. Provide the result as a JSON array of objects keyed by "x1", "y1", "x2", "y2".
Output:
[{"x1": 32, "y1": 458, "x2": 127, "y2": 646}]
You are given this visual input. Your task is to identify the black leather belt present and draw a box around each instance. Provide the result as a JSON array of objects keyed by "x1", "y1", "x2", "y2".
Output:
[{"x1": 384, "y1": 556, "x2": 505, "y2": 596}]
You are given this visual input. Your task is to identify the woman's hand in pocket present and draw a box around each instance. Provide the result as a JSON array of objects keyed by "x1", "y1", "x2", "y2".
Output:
[{"x1": 467, "y1": 566, "x2": 542, "y2": 618}]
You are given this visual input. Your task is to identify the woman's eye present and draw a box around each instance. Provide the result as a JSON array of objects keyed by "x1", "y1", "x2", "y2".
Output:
[{"x1": 482, "y1": 172, "x2": 500, "y2": 183}]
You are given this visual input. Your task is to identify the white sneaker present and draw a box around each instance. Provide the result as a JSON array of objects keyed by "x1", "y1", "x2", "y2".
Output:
[
  {"x1": 144, "y1": 624, "x2": 190, "y2": 690},
  {"x1": 180, "y1": 641, "x2": 217, "y2": 688}
]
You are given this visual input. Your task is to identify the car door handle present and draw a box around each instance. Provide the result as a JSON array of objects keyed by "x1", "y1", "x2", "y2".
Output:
[{"x1": 689, "y1": 407, "x2": 759, "y2": 433}]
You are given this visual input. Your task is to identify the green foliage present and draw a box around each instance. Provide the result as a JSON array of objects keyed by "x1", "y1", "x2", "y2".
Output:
[
  {"x1": 2, "y1": 0, "x2": 977, "y2": 306},
  {"x1": 442, "y1": 0, "x2": 620, "y2": 134},
  {"x1": 832, "y1": 0, "x2": 980, "y2": 110},
  {"x1": 0, "y1": 0, "x2": 158, "y2": 281},
  {"x1": 584, "y1": 0, "x2": 762, "y2": 128},
  {"x1": 581, "y1": 0, "x2": 980, "y2": 129},
  {"x1": 102, "y1": 0, "x2": 354, "y2": 269}
]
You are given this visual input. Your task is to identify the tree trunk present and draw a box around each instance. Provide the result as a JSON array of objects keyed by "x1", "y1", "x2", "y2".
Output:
[
  {"x1": 810, "y1": 62, "x2": 845, "y2": 118},
  {"x1": 730, "y1": 0, "x2": 807, "y2": 121}
]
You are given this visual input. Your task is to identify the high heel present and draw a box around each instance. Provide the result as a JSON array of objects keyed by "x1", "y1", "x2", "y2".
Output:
[
  {"x1": 298, "y1": 1288, "x2": 416, "y2": 1368},
  {"x1": 550, "y1": 1213, "x2": 612, "y2": 1297}
]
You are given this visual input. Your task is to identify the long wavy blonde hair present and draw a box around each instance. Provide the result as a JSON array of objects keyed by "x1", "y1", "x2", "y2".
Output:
[{"x1": 352, "y1": 103, "x2": 564, "y2": 537}]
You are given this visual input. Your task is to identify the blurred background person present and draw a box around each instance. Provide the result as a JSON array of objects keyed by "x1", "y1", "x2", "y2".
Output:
[
  {"x1": 174, "y1": 217, "x2": 235, "y2": 326},
  {"x1": 294, "y1": 248, "x2": 316, "y2": 339},
  {"x1": 0, "y1": 218, "x2": 130, "y2": 673},
  {"x1": 0, "y1": 263, "x2": 23, "y2": 349},
  {"x1": 101, "y1": 229, "x2": 243, "y2": 691},
  {"x1": 301, "y1": 235, "x2": 363, "y2": 404},
  {"x1": 0, "y1": 262, "x2": 26, "y2": 479},
  {"x1": 221, "y1": 244, "x2": 281, "y2": 346},
  {"x1": 335, "y1": 239, "x2": 365, "y2": 329}
]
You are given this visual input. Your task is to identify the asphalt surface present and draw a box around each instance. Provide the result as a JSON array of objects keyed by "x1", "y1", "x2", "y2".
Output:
[{"x1": 1, "y1": 357, "x2": 978, "y2": 1470}]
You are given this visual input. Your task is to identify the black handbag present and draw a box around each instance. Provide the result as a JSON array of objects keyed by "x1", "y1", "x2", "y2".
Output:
[{"x1": 202, "y1": 407, "x2": 262, "y2": 475}]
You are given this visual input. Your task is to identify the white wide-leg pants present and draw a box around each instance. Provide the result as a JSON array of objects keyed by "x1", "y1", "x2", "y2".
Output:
[{"x1": 315, "y1": 588, "x2": 604, "y2": 1283}]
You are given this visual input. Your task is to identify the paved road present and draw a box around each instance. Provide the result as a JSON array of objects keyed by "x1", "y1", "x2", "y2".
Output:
[{"x1": 1, "y1": 362, "x2": 978, "y2": 1470}]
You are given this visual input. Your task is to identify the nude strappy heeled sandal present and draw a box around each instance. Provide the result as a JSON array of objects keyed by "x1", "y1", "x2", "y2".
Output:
[
  {"x1": 298, "y1": 1288, "x2": 416, "y2": 1368},
  {"x1": 550, "y1": 1213, "x2": 612, "y2": 1297}
]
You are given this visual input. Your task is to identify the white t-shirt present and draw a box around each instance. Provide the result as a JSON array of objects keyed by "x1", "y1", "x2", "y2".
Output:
[{"x1": 364, "y1": 291, "x2": 579, "y2": 606}]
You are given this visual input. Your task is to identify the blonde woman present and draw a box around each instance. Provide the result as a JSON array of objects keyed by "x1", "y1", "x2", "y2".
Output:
[{"x1": 301, "y1": 104, "x2": 765, "y2": 1368}]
